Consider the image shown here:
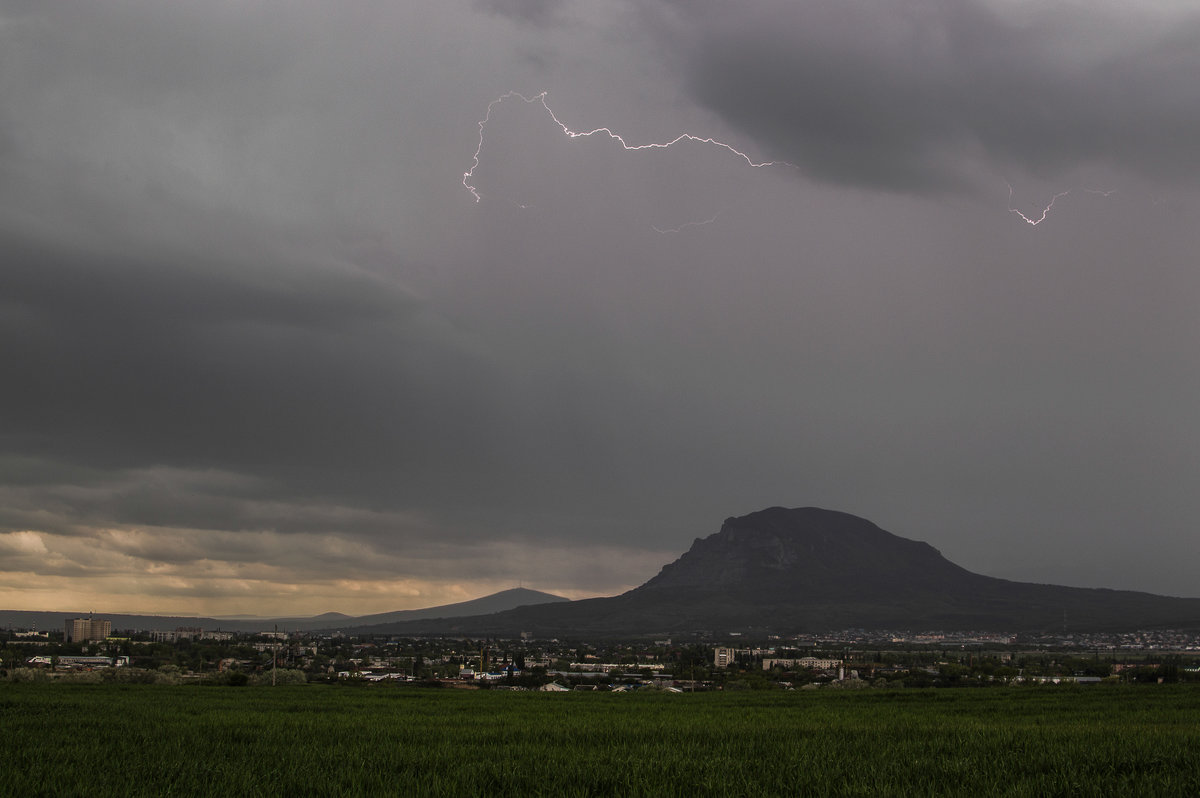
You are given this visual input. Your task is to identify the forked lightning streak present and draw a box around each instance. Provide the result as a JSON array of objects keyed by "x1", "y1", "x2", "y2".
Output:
[
  {"x1": 464, "y1": 91, "x2": 1113, "y2": 230},
  {"x1": 1007, "y1": 183, "x2": 1116, "y2": 226},
  {"x1": 462, "y1": 91, "x2": 794, "y2": 204}
]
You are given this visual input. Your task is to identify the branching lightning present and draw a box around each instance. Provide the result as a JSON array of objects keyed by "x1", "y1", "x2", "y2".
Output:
[
  {"x1": 1007, "y1": 183, "x2": 1116, "y2": 226},
  {"x1": 464, "y1": 91, "x2": 1116, "y2": 231},
  {"x1": 463, "y1": 91, "x2": 794, "y2": 205}
]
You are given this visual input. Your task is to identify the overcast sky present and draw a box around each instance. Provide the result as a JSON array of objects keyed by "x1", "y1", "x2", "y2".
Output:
[{"x1": 2, "y1": 0, "x2": 1198, "y2": 617}]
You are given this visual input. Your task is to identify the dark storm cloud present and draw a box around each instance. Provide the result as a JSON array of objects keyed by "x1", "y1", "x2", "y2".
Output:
[
  {"x1": 0, "y1": 0, "x2": 701, "y2": 611},
  {"x1": 0, "y1": 214, "x2": 515, "y2": 519},
  {"x1": 649, "y1": 0, "x2": 1200, "y2": 193},
  {"x1": 0, "y1": 0, "x2": 542, "y2": 543}
]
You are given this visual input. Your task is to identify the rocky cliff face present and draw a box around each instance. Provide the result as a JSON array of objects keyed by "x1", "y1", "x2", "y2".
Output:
[{"x1": 638, "y1": 507, "x2": 976, "y2": 599}]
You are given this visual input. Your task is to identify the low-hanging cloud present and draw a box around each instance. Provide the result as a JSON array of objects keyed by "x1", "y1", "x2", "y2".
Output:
[{"x1": 646, "y1": 0, "x2": 1200, "y2": 193}]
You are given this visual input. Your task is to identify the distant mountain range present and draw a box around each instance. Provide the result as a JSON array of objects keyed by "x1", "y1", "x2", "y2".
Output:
[
  {"x1": 0, "y1": 587, "x2": 567, "y2": 634},
  {"x1": 347, "y1": 507, "x2": 1200, "y2": 637}
]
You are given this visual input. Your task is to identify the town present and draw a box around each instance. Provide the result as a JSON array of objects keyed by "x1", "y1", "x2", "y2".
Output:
[{"x1": 5, "y1": 616, "x2": 1200, "y2": 689}]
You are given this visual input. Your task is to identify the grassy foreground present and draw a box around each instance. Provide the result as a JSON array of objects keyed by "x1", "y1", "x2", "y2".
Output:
[{"x1": 3, "y1": 683, "x2": 1199, "y2": 796}]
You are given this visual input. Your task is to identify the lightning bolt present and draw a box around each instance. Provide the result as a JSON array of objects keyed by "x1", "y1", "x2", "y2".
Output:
[
  {"x1": 464, "y1": 92, "x2": 1117, "y2": 230},
  {"x1": 1007, "y1": 183, "x2": 1116, "y2": 226},
  {"x1": 652, "y1": 212, "x2": 724, "y2": 234},
  {"x1": 463, "y1": 91, "x2": 794, "y2": 204}
]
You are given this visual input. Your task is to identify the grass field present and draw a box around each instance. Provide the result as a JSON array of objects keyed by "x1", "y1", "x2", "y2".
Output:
[{"x1": 3, "y1": 683, "x2": 1199, "y2": 796}]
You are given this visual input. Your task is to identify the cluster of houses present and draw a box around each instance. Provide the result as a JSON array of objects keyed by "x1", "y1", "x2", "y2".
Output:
[{"x1": 9, "y1": 615, "x2": 1200, "y2": 688}]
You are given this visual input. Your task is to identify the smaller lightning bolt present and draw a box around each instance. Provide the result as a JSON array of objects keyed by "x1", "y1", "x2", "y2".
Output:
[
  {"x1": 652, "y1": 212, "x2": 724, "y2": 234},
  {"x1": 463, "y1": 91, "x2": 794, "y2": 204},
  {"x1": 1007, "y1": 183, "x2": 1116, "y2": 226}
]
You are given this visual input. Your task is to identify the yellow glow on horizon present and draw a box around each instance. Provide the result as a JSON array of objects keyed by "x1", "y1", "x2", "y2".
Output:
[{"x1": 0, "y1": 571, "x2": 617, "y2": 618}]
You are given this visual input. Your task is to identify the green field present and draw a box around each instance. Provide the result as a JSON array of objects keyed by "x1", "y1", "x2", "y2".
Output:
[{"x1": 3, "y1": 683, "x2": 1199, "y2": 796}]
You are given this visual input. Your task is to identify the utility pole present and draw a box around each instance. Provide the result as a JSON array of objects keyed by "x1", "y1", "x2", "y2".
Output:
[{"x1": 272, "y1": 625, "x2": 278, "y2": 687}]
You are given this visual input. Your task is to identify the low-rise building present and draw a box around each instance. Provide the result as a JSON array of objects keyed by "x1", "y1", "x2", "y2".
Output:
[
  {"x1": 150, "y1": 627, "x2": 203, "y2": 643},
  {"x1": 58, "y1": 655, "x2": 127, "y2": 669},
  {"x1": 763, "y1": 656, "x2": 842, "y2": 671}
]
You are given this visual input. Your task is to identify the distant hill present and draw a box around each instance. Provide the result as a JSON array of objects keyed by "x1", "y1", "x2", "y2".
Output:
[
  {"x1": 0, "y1": 588, "x2": 568, "y2": 634},
  {"x1": 325, "y1": 588, "x2": 569, "y2": 633},
  {"x1": 353, "y1": 507, "x2": 1200, "y2": 637},
  {"x1": 306, "y1": 612, "x2": 355, "y2": 621}
]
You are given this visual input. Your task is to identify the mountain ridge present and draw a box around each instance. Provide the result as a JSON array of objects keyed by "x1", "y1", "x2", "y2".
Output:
[{"x1": 355, "y1": 507, "x2": 1200, "y2": 636}]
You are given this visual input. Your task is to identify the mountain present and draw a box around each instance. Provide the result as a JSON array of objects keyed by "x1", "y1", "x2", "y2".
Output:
[
  {"x1": 0, "y1": 588, "x2": 567, "y2": 634},
  {"x1": 352, "y1": 507, "x2": 1200, "y2": 636},
  {"x1": 306, "y1": 612, "x2": 355, "y2": 621},
  {"x1": 318, "y1": 588, "x2": 569, "y2": 632}
]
